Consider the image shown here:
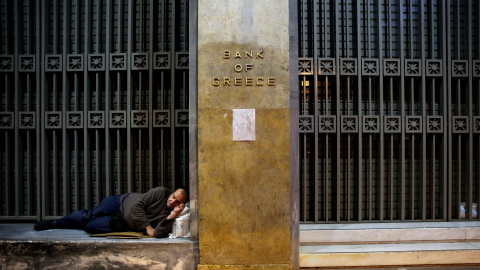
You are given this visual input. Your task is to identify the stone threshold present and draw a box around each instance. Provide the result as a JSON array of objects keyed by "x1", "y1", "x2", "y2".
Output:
[
  {"x1": 299, "y1": 222, "x2": 480, "y2": 268},
  {"x1": 300, "y1": 242, "x2": 480, "y2": 268},
  {"x1": 0, "y1": 223, "x2": 199, "y2": 270},
  {"x1": 300, "y1": 221, "x2": 480, "y2": 244}
]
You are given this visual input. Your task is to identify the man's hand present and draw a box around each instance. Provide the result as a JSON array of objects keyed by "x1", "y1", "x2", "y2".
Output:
[
  {"x1": 173, "y1": 203, "x2": 185, "y2": 214},
  {"x1": 167, "y1": 203, "x2": 186, "y2": 220},
  {"x1": 146, "y1": 225, "x2": 155, "y2": 236}
]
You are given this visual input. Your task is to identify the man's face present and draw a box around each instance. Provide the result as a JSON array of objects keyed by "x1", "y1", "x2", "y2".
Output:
[{"x1": 167, "y1": 190, "x2": 187, "y2": 209}]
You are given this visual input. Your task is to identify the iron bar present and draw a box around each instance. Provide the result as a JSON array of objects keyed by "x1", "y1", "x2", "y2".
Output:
[
  {"x1": 84, "y1": 0, "x2": 92, "y2": 208},
  {"x1": 105, "y1": 0, "x2": 112, "y2": 197},
  {"x1": 14, "y1": 0, "x2": 20, "y2": 217},
  {"x1": 148, "y1": 0, "x2": 154, "y2": 190},
  {"x1": 355, "y1": 0, "x2": 362, "y2": 222},
  {"x1": 420, "y1": 0, "x2": 426, "y2": 221},
  {"x1": 313, "y1": 0, "x2": 319, "y2": 223},
  {"x1": 62, "y1": 0, "x2": 69, "y2": 216},
  {"x1": 127, "y1": 0, "x2": 133, "y2": 193},
  {"x1": 377, "y1": 0, "x2": 385, "y2": 222},
  {"x1": 467, "y1": 0, "x2": 474, "y2": 220},
  {"x1": 446, "y1": 0, "x2": 452, "y2": 221},
  {"x1": 171, "y1": 0, "x2": 176, "y2": 190}
]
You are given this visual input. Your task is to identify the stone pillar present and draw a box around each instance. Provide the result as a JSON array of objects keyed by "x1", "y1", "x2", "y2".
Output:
[{"x1": 197, "y1": 1, "x2": 292, "y2": 269}]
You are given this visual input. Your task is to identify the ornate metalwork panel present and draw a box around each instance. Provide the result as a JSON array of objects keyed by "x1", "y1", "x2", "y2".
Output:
[
  {"x1": 299, "y1": 0, "x2": 480, "y2": 223},
  {"x1": 0, "y1": 0, "x2": 189, "y2": 220}
]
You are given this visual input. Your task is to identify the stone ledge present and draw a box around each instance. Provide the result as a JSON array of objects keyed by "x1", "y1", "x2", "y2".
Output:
[
  {"x1": 0, "y1": 224, "x2": 199, "y2": 270},
  {"x1": 300, "y1": 242, "x2": 480, "y2": 268},
  {"x1": 300, "y1": 222, "x2": 480, "y2": 244}
]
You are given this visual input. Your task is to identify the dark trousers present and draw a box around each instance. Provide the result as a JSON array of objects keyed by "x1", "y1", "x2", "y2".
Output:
[{"x1": 58, "y1": 195, "x2": 122, "y2": 233}]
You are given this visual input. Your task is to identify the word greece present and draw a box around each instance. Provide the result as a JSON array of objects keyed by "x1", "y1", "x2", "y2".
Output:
[{"x1": 212, "y1": 50, "x2": 275, "y2": 87}]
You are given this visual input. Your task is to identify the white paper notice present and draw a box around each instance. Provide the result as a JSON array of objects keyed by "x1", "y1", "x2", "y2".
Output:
[{"x1": 232, "y1": 109, "x2": 255, "y2": 141}]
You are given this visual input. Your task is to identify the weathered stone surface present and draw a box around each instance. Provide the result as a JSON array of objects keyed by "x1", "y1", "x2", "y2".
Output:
[
  {"x1": 1, "y1": 241, "x2": 196, "y2": 270},
  {"x1": 198, "y1": 0, "x2": 291, "y2": 268},
  {"x1": 0, "y1": 242, "x2": 195, "y2": 270},
  {"x1": 0, "y1": 224, "x2": 199, "y2": 270}
]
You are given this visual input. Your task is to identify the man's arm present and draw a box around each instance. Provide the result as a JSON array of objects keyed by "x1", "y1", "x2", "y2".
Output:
[
  {"x1": 150, "y1": 203, "x2": 185, "y2": 238},
  {"x1": 130, "y1": 187, "x2": 166, "y2": 230}
]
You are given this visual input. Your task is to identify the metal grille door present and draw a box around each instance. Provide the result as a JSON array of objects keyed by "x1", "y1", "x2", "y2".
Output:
[
  {"x1": 298, "y1": 0, "x2": 480, "y2": 223},
  {"x1": 0, "y1": 0, "x2": 189, "y2": 220}
]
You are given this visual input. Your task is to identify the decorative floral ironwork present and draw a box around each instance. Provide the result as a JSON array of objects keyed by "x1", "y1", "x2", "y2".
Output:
[
  {"x1": 474, "y1": 61, "x2": 480, "y2": 77},
  {"x1": 427, "y1": 116, "x2": 443, "y2": 133},
  {"x1": 110, "y1": 53, "x2": 126, "y2": 70},
  {"x1": 46, "y1": 55, "x2": 62, "y2": 72},
  {"x1": 132, "y1": 53, "x2": 148, "y2": 70},
  {"x1": 0, "y1": 56, "x2": 13, "y2": 71},
  {"x1": 384, "y1": 116, "x2": 401, "y2": 133},
  {"x1": 383, "y1": 59, "x2": 400, "y2": 76},
  {"x1": 131, "y1": 111, "x2": 148, "y2": 128},
  {"x1": 298, "y1": 58, "x2": 313, "y2": 75},
  {"x1": 45, "y1": 112, "x2": 62, "y2": 129},
  {"x1": 340, "y1": 59, "x2": 357, "y2": 75},
  {"x1": 154, "y1": 52, "x2": 170, "y2": 69},
  {"x1": 88, "y1": 112, "x2": 104, "y2": 128},
  {"x1": 111, "y1": 114, "x2": 124, "y2": 125},
  {"x1": 109, "y1": 111, "x2": 126, "y2": 128},
  {"x1": 318, "y1": 58, "x2": 335, "y2": 75},
  {"x1": 405, "y1": 116, "x2": 422, "y2": 133},
  {"x1": 318, "y1": 116, "x2": 336, "y2": 133},
  {"x1": 88, "y1": 112, "x2": 103, "y2": 127},
  {"x1": 474, "y1": 117, "x2": 480, "y2": 133},
  {"x1": 19, "y1": 55, "x2": 35, "y2": 72},
  {"x1": 67, "y1": 112, "x2": 83, "y2": 128},
  {"x1": 67, "y1": 55, "x2": 83, "y2": 71},
  {"x1": 363, "y1": 116, "x2": 379, "y2": 133},
  {"x1": 0, "y1": 113, "x2": 14, "y2": 129},
  {"x1": 405, "y1": 59, "x2": 421, "y2": 76},
  {"x1": 89, "y1": 54, "x2": 105, "y2": 71},
  {"x1": 341, "y1": 115, "x2": 358, "y2": 133},
  {"x1": 19, "y1": 112, "x2": 35, "y2": 129},
  {"x1": 175, "y1": 110, "x2": 189, "y2": 127},
  {"x1": 153, "y1": 110, "x2": 170, "y2": 127},
  {"x1": 176, "y1": 53, "x2": 189, "y2": 69},
  {"x1": 362, "y1": 59, "x2": 379, "y2": 76},
  {"x1": 452, "y1": 116, "x2": 469, "y2": 133},
  {"x1": 299, "y1": 115, "x2": 314, "y2": 133},
  {"x1": 426, "y1": 60, "x2": 442, "y2": 77},
  {"x1": 452, "y1": 60, "x2": 468, "y2": 77}
]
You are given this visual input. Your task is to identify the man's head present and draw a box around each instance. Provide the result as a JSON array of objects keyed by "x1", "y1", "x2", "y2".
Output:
[{"x1": 167, "y1": 189, "x2": 188, "y2": 209}]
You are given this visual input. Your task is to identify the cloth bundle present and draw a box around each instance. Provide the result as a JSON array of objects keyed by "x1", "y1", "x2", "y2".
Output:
[{"x1": 169, "y1": 202, "x2": 190, "y2": 239}]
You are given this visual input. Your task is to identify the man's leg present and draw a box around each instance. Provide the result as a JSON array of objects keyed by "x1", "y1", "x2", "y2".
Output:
[
  {"x1": 58, "y1": 194, "x2": 122, "y2": 229},
  {"x1": 57, "y1": 195, "x2": 122, "y2": 229},
  {"x1": 85, "y1": 216, "x2": 113, "y2": 233},
  {"x1": 35, "y1": 195, "x2": 122, "y2": 231}
]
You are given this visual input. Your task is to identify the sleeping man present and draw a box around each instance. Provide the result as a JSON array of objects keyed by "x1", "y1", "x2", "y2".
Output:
[{"x1": 34, "y1": 187, "x2": 187, "y2": 238}]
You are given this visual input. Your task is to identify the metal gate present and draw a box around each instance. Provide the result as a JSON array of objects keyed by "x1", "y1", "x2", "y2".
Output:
[
  {"x1": 298, "y1": 0, "x2": 480, "y2": 223},
  {"x1": 0, "y1": 0, "x2": 189, "y2": 221}
]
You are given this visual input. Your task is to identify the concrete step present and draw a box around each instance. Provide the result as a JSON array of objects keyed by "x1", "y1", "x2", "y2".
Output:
[
  {"x1": 0, "y1": 223, "x2": 199, "y2": 270},
  {"x1": 300, "y1": 242, "x2": 480, "y2": 268},
  {"x1": 300, "y1": 222, "x2": 480, "y2": 244}
]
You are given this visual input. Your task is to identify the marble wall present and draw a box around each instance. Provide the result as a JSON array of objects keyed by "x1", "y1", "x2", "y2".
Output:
[{"x1": 197, "y1": 1, "x2": 292, "y2": 269}]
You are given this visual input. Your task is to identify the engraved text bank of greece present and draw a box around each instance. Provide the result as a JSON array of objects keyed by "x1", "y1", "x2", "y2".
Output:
[{"x1": 212, "y1": 50, "x2": 275, "y2": 87}]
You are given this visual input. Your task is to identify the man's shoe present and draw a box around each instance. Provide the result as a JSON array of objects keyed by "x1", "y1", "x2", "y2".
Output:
[{"x1": 34, "y1": 220, "x2": 58, "y2": 231}]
